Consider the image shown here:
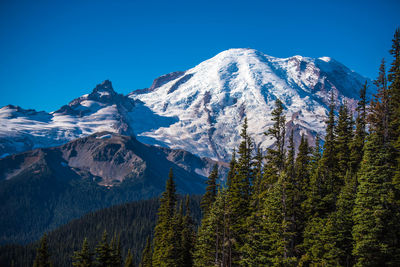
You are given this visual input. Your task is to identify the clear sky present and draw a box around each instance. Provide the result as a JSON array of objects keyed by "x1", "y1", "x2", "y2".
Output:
[{"x1": 0, "y1": 0, "x2": 399, "y2": 112}]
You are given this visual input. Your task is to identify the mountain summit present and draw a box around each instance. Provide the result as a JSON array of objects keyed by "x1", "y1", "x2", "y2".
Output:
[
  {"x1": 0, "y1": 49, "x2": 373, "y2": 160},
  {"x1": 130, "y1": 48, "x2": 373, "y2": 160}
]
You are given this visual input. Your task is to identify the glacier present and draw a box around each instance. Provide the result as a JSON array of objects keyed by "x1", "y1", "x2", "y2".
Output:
[{"x1": 0, "y1": 48, "x2": 374, "y2": 161}]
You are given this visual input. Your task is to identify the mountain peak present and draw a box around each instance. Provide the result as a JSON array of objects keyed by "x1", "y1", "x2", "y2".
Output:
[
  {"x1": 91, "y1": 80, "x2": 116, "y2": 96},
  {"x1": 210, "y1": 48, "x2": 264, "y2": 60}
]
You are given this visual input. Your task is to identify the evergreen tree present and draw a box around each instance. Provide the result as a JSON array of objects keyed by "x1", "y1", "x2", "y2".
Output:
[
  {"x1": 389, "y1": 28, "x2": 400, "y2": 157},
  {"x1": 139, "y1": 237, "x2": 152, "y2": 267},
  {"x1": 261, "y1": 172, "x2": 297, "y2": 266},
  {"x1": 295, "y1": 135, "x2": 310, "y2": 202},
  {"x1": 193, "y1": 189, "x2": 227, "y2": 267},
  {"x1": 388, "y1": 27, "x2": 400, "y2": 265},
  {"x1": 264, "y1": 99, "x2": 286, "y2": 185},
  {"x1": 95, "y1": 231, "x2": 112, "y2": 267},
  {"x1": 302, "y1": 134, "x2": 322, "y2": 219},
  {"x1": 124, "y1": 250, "x2": 134, "y2": 267},
  {"x1": 352, "y1": 134, "x2": 397, "y2": 266},
  {"x1": 252, "y1": 146, "x2": 264, "y2": 209},
  {"x1": 291, "y1": 134, "x2": 310, "y2": 257},
  {"x1": 352, "y1": 55, "x2": 400, "y2": 265},
  {"x1": 310, "y1": 135, "x2": 322, "y2": 175},
  {"x1": 110, "y1": 234, "x2": 122, "y2": 266},
  {"x1": 240, "y1": 147, "x2": 268, "y2": 267},
  {"x1": 286, "y1": 129, "x2": 295, "y2": 183},
  {"x1": 152, "y1": 168, "x2": 179, "y2": 267},
  {"x1": 350, "y1": 82, "x2": 368, "y2": 174},
  {"x1": 369, "y1": 60, "x2": 390, "y2": 142},
  {"x1": 335, "y1": 102, "x2": 353, "y2": 179},
  {"x1": 226, "y1": 118, "x2": 254, "y2": 265},
  {"x1": 301, "y1": 93, "x2": 342, "y2": 264},
  {"x1": 284, "y1": 129, "x2": 301, "y2": 259},
  {"x1": 180, "y1": 196, "x2": 195, "y2": 267},
  {"x1": 173, "y1": 201, "x2": 185, "y2": 266},
  {"x1": 320, "y1": 91, "x2": 340, "y2": 208},
  {"x1": 299, "y1": 215, "x2": 338, "y2": 266},
  {"x1": 72, "y1": 238, "x2": 93, "y2": 267},
  {"x1": 33, "y1": 233, "x2": 52, "y2": 267},
  {"x1": 200, "y1": 164, "x2": 219, "y2": 216},
  {"x1": 331, "y1": 171, "x2": 357, "y2": 266},
  {"x1": 226, "y1": 149, "x2": 237, "y2": 187}
]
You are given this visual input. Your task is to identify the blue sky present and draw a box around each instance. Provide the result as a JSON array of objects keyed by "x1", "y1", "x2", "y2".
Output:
[{"x1": 0, "y1": 0, "x2": 399, "y2": 112}]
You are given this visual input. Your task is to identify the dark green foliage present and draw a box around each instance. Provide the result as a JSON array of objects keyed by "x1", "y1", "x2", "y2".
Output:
[
  {"x1": 369, "y1": 60, "x2": 390, "y2": 141},
  {"x1": 251, "y1": 147, "x2": 264, "y2": 208},
  {"x1": 180, "y1": 196, "x2": 196, "y2": 267},
  {"x1": 335, "y1": 103, "x2": 353, "y2": 179},
  {"x1": 319, "y1": 91, "x2": 341, "y2": 206},
  {"x1": 299, "y1": 216, "x2": 337, "y2": 266},
  {"x1": 389, "y1": 28, "x2": 400, "y2": 154},
  {"x1": 388, "y1": 27, "x2": 400, "y2": 265},
  {"x1": 306, "y1": 92, "x2": 339, "y2": 219},
  {"x1": 200, "y1": 164, "x2": 219, "y2": 217},
  {"x1": 350, "y1": 82, "x2": 368, "y2": 174},
  {"x1": 193, "y1": 189, "x2": 228, "y2": 267},
  {"x1": 0, "y1": 196, "x2": 201, "y2": 267},
  {"x1": 331, "y1": 172, "x2": 357, "y2": 266},
  {"x1": 72, "y1": 238, "x2": 93, "y2": 267},
  {"x1": 95, "y1": 231, "x2": 112, "y2": 267},
  {"x1": 33, "y1": 234, "x2": 52, "y2": 267},
  {"x1": 226, "y1": 118, "x2": 254, "y2": 265},
  {"x1": 264, "y1": 99, "x2": 286, "y2": 185},
  {"x1": 352, "y1": 134, "x2": 398, "y2": 266},
  {"x1": 151, "y1": 169, "x2": 196, "y2": 267},
  {"x1": 139, "y1": 237, "x2": 152, "y2": 267},
  {"x1": 261, "y1": 172, "x2": 297, "y2": 266},
  {"x1": 296, "y1": 135, "x2": 310, "y2": 200},
  {"x1": 226, "y1": 149, "x2": 237, "y2": 187},
  {"x1": 152, "y1": 169, "x2": 179, "y2": 266},
  {"x1": 110, "y1": 234, "x2": 122, "y2": 266},
  {"x1": 124, "y1": 250, "x2": 134, "y2": 267}
]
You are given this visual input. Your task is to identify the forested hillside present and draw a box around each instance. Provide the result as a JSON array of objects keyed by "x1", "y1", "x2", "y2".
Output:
[
  {"x1": 140, "y1": 29, "x2": 400, "y2": 267},
  {"x1": 2, "y1": 28, "x2": 399, "y2": 267},
  {"x1": 0, "y1": 196, "x2": 202, "y2": 267}
]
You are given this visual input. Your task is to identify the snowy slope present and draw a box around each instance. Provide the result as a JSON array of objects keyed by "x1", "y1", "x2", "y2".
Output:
[
  {"x1": 129, "y1": 49, "x2": 373, "y2": 160},
  {"x1": 0, "y1": 49, "x2": 374, "y2": 161},
  {"x1": 0, "y1": 80, "x2": 136, "y2": 157}
]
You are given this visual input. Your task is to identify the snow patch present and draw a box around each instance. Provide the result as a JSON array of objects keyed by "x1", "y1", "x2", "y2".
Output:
[{"x1": 318, "y1": 56, "x2": 331, "y2": 62}]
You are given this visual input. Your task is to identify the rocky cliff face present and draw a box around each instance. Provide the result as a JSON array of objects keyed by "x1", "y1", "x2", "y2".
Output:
[{"x1": 0, "y1": 132, "x2": 226, "y2": 190}]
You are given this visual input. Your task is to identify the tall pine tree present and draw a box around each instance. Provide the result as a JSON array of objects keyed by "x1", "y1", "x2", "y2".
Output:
[
  {"x1": 194, "y1": 188, "x2": 228, "y2": 267},
  {"x1": 353, "y1": 56, "x2": 400, "y2": 266},
  {"x1": 33, "y1": 233, "x2": 52, "y2": 267},
  {"x1": 335, "y1": 102, "x2": 353, "y2": 180},
  {"x1": 72, "y1": 238, "x2": 93, "y2": 267},
  {"x1": 152, "y1": 168, "x2": 180, "y2": 267},
  {"x1": 124, "y1": 250, "x2": 134, "y2": 267},
  {"x1": 200, "y1": 164, "x2": 219, "y2": 217},
  {"x1": 264, "y1": 99, "x2": 286, "y2": 185},
  {"x1": 226, "y1": 118, "x2": 254, "y2": 265},
  {"x1": 350, "y1": 82, "x2": 368, "y2": 174},
  {"x1": 139, "y1": 237, "x2": 152, "y2": 267},
  {"x1": 95, "y1": 231, "x2": 112, "y2": 267}
]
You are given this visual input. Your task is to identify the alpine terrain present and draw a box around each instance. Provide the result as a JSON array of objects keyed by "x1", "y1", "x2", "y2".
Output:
[{"x1": 0, "y1": 48, "x2": 374, "y2": 161}]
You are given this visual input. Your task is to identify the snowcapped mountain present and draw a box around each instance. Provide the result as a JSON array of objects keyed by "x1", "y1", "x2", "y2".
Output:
[
  {"x1": 0, "y1": 80, "x2": 136, "y2": 158},
  {"x1": 0, "y1": 48, "x2": 374, "y2": 161},
  {"x1": 129, "y1": 48, "x2": 374, "y2": 160}
]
